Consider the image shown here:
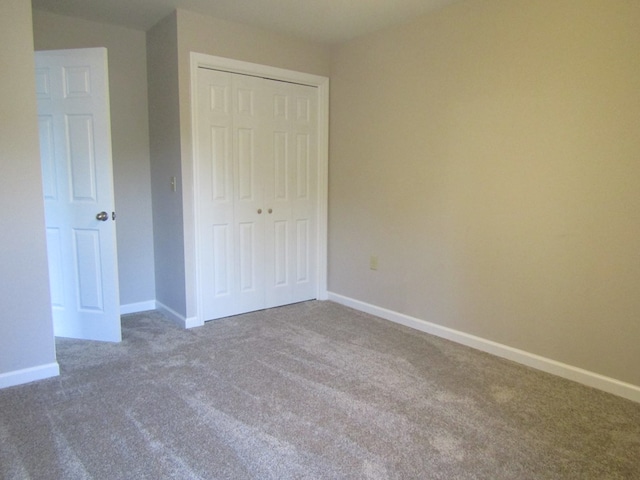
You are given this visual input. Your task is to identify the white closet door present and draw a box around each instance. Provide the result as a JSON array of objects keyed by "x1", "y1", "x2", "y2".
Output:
[
  {"x1": 196, "y1": 67, "x2": 318, "y2": 321},
  {"x1": 231, "y1": 73, "x2": 269, "y2": 314},
  {"x1": 197, "y1": 68, "x2": 230, "y2": 318},
  {"x1": 196, "y1": 68, "x2": 318, "y2": 320},
  {"x1": 196, "y1": 69, "x2": 263, "y2": 319},
  {"x1": 263, "y1": 79, "x2": 318, "y2": 308}
]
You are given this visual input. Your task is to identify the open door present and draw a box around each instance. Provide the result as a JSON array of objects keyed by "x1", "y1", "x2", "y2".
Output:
[{"x1": 35, "y1": 48, "x2": 121, "y2": 342}]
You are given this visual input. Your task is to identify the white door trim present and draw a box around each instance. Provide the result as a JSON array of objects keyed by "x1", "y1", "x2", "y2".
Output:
[{"x1": 190, "y1": 52, "x2": 329, "y2": 326}]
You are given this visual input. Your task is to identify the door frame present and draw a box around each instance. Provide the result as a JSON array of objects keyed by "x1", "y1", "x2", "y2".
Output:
[{"x1": 190, "y1": 52, "x2": 329, "y2": 325}]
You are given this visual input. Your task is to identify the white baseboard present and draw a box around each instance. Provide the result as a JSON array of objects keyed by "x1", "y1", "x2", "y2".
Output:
[
  {"x1": 183, "y1": 316, "x2": 202, "y2": 329},
  {"x1": 0, "y1": 362, "x2": 60, "y2": 389},
  {"x1": 120, "y1": 300, "x2": 156, "y2": 315},
  {"x1": 327, "y1": 292, "x2": 640, "y2": 404},
  {"x1": 156, "y1": 301, "x2": 203, "y2": 329}
]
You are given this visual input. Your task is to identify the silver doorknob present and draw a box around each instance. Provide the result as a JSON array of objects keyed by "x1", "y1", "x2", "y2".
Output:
[
  {"x1": 96, "y1": 211, "x2": 108, "y2": 221},
  {"x1": 257, "y1": 209, "x2": 262, "y2": 214}
]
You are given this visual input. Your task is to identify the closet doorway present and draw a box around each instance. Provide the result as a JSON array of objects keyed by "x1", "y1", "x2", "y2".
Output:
[{"x1": 191, "y1": 54, "x2": 329, "y2": 322}]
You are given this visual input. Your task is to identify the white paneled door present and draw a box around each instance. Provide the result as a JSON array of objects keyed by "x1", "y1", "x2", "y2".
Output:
[
  {"x1": 36, "y1": 48, "x2": 121, "y2": 342},
  {"x1": 196, "y1": 67, "x2": 318, "y2": 320}
]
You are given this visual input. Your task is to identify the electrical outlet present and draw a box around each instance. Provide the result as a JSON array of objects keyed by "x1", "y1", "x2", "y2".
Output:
[{"x1": 369, "y1": 255, "x2": 378, "y2": 271}]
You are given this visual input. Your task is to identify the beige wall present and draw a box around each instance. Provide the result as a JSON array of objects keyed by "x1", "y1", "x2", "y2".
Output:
[
  {"x1": 32, "y1": 10, "x2": 156, "y2": 307},
  {"x1": 0, "y1": 0, "x2": 57, "y2": 382},
  {"x1": 329, "y1": 0, "x2": 640, "y2": 386},
  {"x1": 176, "y1": 9, "x2": 331, "y2": 78}
]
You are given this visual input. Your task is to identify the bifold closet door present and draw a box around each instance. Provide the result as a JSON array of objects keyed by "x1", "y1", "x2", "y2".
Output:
[
  {"x1": 262, "y1": 76, "x2": 318, "y2": 309},
  {"x1": 196, "y1": 67, "x2": 318, "y2": 321}
]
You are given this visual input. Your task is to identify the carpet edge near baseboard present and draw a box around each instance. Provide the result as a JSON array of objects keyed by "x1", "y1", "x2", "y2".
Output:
[{"x1": 326, "y1": 292, "x2": 640, "y2": 404}]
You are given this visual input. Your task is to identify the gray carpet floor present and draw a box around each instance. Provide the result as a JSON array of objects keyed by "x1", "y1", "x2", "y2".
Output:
[{"x1": 1, "y1": 300, "x2": 639, "y2": 479}]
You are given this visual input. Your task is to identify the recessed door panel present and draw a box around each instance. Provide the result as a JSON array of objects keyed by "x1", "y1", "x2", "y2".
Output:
[
  {"x1": 210, "y1": 126, "x2": 231, "y2": 202},
  {"x1": 296, "y1": 134, "x2": 310, "y2": 200},
  {"x1": 63, "y1": 66, "x2": 91, "y2": 98},
  {"x1": 66, "y1": 114, "x2": 97, "y2": 202},
  {"x1": 239, "y1": 222, "x2": 256, "y2": 292},
  {"x1": 273, "y1": 220, "x2": 288, "y2": 286},
  {"x1": 74, "y1": 229, "x2": 104, "y2": 311},
  {"x1": 209, "y1": 85, "x2": 229, "y2": 114},
  {"x1": 296, "y1": 97, "x2": 310, "y2": 123},
  {"x1": 35, "y1": 68, "x2": 51, "y2": 99},
  {"x1": 274, "y1": 95, "x2": 287, "y2": 120},
  {"x1": 296, "y1": 219, "x2": 310, "y2": 283},
  {"x1": 212, "y1": 224, "x2": 232, "y2": 296},
  {"x1": 237, "y1": 128, "x2": 255, "y2": 202},
  {"x1": 237, "y1": 89, "x2": 254, "y2": 116},
  {"x1": 39, "y1": 116, "x2": 57, "y2": 200},
  {"x1": 274, "y1": 132, "x2": 288, "y2": 200}
]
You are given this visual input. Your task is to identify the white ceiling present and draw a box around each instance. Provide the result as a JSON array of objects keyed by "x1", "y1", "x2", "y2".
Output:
[{"x1": 31, "y1": 0, "x2": 462, "y2": 45}]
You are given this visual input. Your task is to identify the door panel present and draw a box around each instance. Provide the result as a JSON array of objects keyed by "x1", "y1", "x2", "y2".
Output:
[
  {"x1": 237, "y1": 128, "x2": 256, "y2": 201},
  {"x1": 67, "y1": 115, "x2": 98, "y2": 200},
  {"x1": 233, "y1": 75, "x2": 266, "y2": 313},
  {"x1": 39, "y1": 116, "x2": 57, "y2": 199},
  {"x1": 198, "y1": 70, "x2": 236, "y2": 318},
  {"x1": 296, "y1": 219, "x2": 310, "y2": 283},
  {"x1": 273, "y1": 132, "x2": 288, "y2": 200},
  {"x1": 239, "y1": 222, "x2": 259, "y2": 293},
  {"x1": 273, "y1": 220, "x2": 289, "y2": 286},
  {"x1": 296, "y1": 134, "x2": 311, "y2": 199},
  {"x1": 36, "y1": 48, "x2": 121, "y2": 342},
  {"x1": 74, "y1": 228, "x2": 104, "y2": 310},
  {"x1": 212, "y1": 224, "x2": 232, "y2": 296},
  {"x1": 209, "y1": 126, "x2": 231, "y2": 202},
  {"x1": 267, "y1": 81, "x2": 318, "y2": 306}
]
